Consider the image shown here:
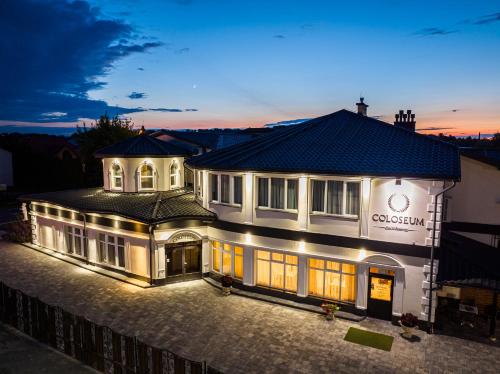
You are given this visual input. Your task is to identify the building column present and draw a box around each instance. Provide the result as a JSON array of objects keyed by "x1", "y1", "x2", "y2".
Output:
[
  {"x1": 297, "y1": 254, "x2": 308, "y2": 297},
  {"x1": 356, "y1": 263, "x2": 368, "y2": 310},
  {"x1": 244, "y1": 173, "x2": 254, "y2": 224},
  {"x1": 202, "y1": 170, "x2": 209, "y2": 209},
  {"x1": 392, "y1": 268, "x2": 405, "y2": 317},
  {"x1": 298, "y1": 176, "x2": 308, "y2": 231},
  {"x1": 360, "y1": 178, "x2": 371, "y2": 238},
  {"x1": 202, "y1": 238, "x2": 210, "y2": 274},
  {"x1": 156, "y1": 244, "x2": 166, "y2": 279},
  {"x1": 243, "y1": 246, "x2": 254, "y2": 286}
]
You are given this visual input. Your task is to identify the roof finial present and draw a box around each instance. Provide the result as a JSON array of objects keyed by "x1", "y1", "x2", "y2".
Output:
[{"x1": 139, "y1": 125, "x2": 146, "y2": 135}]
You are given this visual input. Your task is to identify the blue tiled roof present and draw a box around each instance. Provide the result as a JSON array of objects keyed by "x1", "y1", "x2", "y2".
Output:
[
  {"x1": 95, "y1": 135, "x2": 193, "y2": 158},
  {"x1": 186, "y1": 109, "x2": 461, "y2": 180},
  {"x1": 153, "y1": 129, "x2": 258, "y2": 150}
]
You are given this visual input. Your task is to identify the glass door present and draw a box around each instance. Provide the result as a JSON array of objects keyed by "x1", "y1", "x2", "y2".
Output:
[
  {"x1": 166, "y1": 248, "x2": 184, "y2": 277},
  {"x1": 184, "y1": 245, "x2": 201, "y2": 274},
  {"x1": 367, "y1": 272, "x2": 394, "y2": 321},
  {"x1": 165, "y1": 241, "x2": 202, "y2": 281}
]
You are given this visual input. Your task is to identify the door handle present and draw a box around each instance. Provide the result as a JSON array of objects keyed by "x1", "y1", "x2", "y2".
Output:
[{"x1": 184, "y1": 262, "x2": 188, "y2": 265}]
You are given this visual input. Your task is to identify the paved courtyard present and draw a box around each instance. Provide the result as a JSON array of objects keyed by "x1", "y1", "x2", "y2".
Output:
[{"x1": 0, "y1": 241, "x2": 498, "y2": 374}]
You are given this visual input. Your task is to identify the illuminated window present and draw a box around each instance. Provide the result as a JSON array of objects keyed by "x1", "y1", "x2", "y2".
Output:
[
  {"x1": 196, "y1": 171, "x2": 203, "y2": 198},
  {"x1": 64, "y1": 226, "x2": 86, "y2": 257},
  {"x1": 212, "y1": 241, "x2": 244, "y2": 279},
  {"x1": 170, "y1": 161, "x2": 179, "y2": 187},
  {"x1": 308, "y1": 258, "x2": 356, "y2": 303},
  {"x1": 98, "y1": 233, "x2": 125, "y2": 268},
  {"x1": 257, "y1": 177, "x2": 298, "y2": 211},
  {"x1": 111, "y1": 163, "x2": 123, "y2": 190},
  {"x1": 221, "y1": 175, "x2": 230, "y2": 203},
  {"x1": 139, "y1": 163, "x2": 154, "y2": 190},
  {"x1": 311, "y1": 180, "x2": 360, "y2": 217},
  {"x1": 256, "y1": 250, "x2": 297, "y2": 292}
]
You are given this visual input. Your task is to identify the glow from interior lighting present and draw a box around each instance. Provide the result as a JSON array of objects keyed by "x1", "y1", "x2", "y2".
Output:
[
  {"x1": 298, "y1": 240, "x2": 306, "y2": 253},
  {"x1": 245, "y1": 232, "x2": 252, "y2": 245}
]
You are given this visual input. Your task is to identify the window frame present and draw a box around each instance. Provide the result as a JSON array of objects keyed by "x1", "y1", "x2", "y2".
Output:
[
  {"x1": 138, "y1": 162, "x2": 156, "y2": 191},
  {"x1": 169, "y1": 160, "x2": 179, "y2": 188},
  {"x1": 110, "y1": 163, "x2": 123, "y2": 191},
  {"x1": 211, "y1": 240, "x2": 244, "y2": 280},
  {"x1": 310, "y1": 178, "x2": 361, "y2": 219},
  {"x1": 307, "y1": 257, "x2": 357, "y2": 303},
  {"x1": 255, "y1": 249, "x2": 298, "y2": 292},
  {"x1": 64, "y1": 225, "x2": 86, "y2": 258},
  {"x1": 256, "y1": 176, "x2": 298, "y2": 213},
  {"x1": 209, "y1": 173, "x2": 243, "y2": 207},
  {"x1": 98, "y1": 233, "x2": 126, "y2": 269}
]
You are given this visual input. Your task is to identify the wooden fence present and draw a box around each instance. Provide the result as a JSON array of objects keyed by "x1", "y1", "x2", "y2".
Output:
[{"x1": 0, "y1": 282, "x2": 222, "y2": 374}]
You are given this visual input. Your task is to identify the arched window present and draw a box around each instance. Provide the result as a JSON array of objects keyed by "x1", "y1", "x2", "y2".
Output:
[
  {"x1": 170, "y1": 161, "x2": 179, "y2": 187},
  {"x1": 111, "y1": 163, "x2": 123, "y2": 190},
  {"x1": 140, "y1": 163, "x2": 154, "y2": 190}
]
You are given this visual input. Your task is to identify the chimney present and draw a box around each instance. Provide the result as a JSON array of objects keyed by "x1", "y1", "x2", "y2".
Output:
[
  {"x1": 394, "y1": 109, "x2": 416, "y2": 132},
  {"x1": 356, "y1": 97, "x2": 368, "y2": 116},
  {"x1": 139, "y1": 125, "x2": 146, "y2": 135}
]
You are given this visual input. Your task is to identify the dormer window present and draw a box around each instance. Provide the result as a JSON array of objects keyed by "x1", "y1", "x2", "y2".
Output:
[
  {"x1": 140, "y1": 163, "x2": 154, "y2": 190},
  {"x1": 170, "y1": 161, "x2": 179, "y2": 188},
  {"x1": 111, "y1": 163, "x2": 123, "y2": 190}
]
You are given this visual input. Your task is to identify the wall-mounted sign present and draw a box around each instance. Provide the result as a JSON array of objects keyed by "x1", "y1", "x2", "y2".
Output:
[{"x1": 372, "y1": 192, "x2": 425, "y2": 232}]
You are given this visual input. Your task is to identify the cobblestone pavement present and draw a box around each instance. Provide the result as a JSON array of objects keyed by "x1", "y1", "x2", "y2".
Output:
[{"x1": 0, "y1": 241, "x2": 499, "y2": 374}]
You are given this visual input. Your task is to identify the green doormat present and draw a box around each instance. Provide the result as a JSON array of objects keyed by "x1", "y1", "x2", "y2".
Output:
[{"x1": 344, "y1": 327, "x2": 394, "y2": 351}]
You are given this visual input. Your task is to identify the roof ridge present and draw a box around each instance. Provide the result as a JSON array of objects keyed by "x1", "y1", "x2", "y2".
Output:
[{"x1": 123, "y1": 135, "x2": 142, "y2": 155}]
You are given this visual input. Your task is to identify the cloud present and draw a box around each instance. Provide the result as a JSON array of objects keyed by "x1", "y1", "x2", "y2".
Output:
[
  {"x1": 184, "y1": 108, "x2": 198, "y2": 112},
  {"x1": 300, "y1": 24, "x2": 314, "y2": 31},
  {"x1": 0, "y1": 0, "x2": 163, "y2": 123},
  {"x1": 150, "y1": 108, "x2": 183, "y2": 112},
  {"x1": 265, "y1": 118, "x2": 311, "y2": 127},
  {"x1": 137, "y1": 67, "x2": 145, "y2": 71},
  {"x1": 472, "y1": 12, "x2": 500, "y2": 25},
  {"x1": 413, "y1": 27, "x2": 457, "y2": 36},
  {"x1": 273, "y1": 34, "x2": 286, "y2": 39},
  {"x1": 128, "y1": 92, "x2": 147, "y2": 99},
  {"x1": 175, "y1": 47, "x2": 190, "y2": 54},
  {"x1": 417, "y1": 127, "x2": 456, "y2": 131}
]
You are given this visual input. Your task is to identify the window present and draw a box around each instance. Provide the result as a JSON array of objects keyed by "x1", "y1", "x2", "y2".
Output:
[
  {"x1": 311, "y1": 179, "x2": 360, "y2": 217},
  {"x1": 111, "y1": 163, "x2": 123, "y2": 190},
  {"x1": 233, "y1": 176, "x2": 242, "y2": 205},
  {"x1": 221, "y1": 175, "x2": 230, "y2": 203},
  {"x1": 256, "y1": 250, "x2": 298, "y2": 292},
  {"x1": 98, "y1": 233, "x2": 125, "y2": 268},
  {"x1": 211, "y1": 174, "x2": 218, "y2": 201},
  {"x1": 170, "y1": 161, "x2": 179, "y2": 187},
  {"x1": 140, "y1": 164, "x2": 154, "y2": 190},
  {"x1": 212, "y1": 241, "x2": 244, "y2": 279},
  {"x1": 64, "y1": 226, "x2": 86, "y2": 257},
  {"x1": 308, "y1": 258, "x2": 356, "y2": 302},
  {"x1": 258, "y1": 177, "x2": 298, "y2": 211},
  {"x1": 210, "y1": 173, "x2": 243, "y2": 205},
  {"x1": 196, "y1": 171, "x2": 203, "y2": 198}
]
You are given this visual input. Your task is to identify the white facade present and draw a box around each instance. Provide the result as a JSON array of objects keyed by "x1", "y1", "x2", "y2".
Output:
[{"x1": 102, "y1": 156, "x2": 185, "y2": 192}]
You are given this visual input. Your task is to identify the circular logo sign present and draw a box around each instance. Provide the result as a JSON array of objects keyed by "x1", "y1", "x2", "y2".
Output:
[{"x1": 388, "y1": 193, "x2": 410, "y2": 213}]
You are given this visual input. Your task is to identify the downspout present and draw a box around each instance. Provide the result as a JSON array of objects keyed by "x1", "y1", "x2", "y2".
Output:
[
  {"x1": 428, "y1": 180, "x2": 456, "y2": 333},
  {"x1": 148, "y1": 224, "x2": 154, "y2": 285}
]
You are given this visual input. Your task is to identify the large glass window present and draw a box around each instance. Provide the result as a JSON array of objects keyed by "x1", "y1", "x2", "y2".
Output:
[
  {"x1": 256, "y1": 250, "x2": 298, "y2": 292},
  {"x1": 212, "y1": 241, "x2": 244, "y2": 280},
  {"x1": 98, "y1": 233, "x2": 125, "y2": 268},
  {"x1": 111, "y1": 163, "x2": 123, "y2": 190},
  {"x1": 311, "y1": 179, "x2": 360, "y2": 217},
  {"x1": 196, "y1": 171, "x2": 203, "y2": 198},
  {"x1": 64, "y1": 226, "x2": 86, "y2": 257},
  {"x1": 258, "y1": 177, "x2": 298, "y2": 211},
  {"x1": 140, "y1": 164, "x2": 154, "y2": 190},
  {"x1": 308, "y1": 258, "x2": 356, "y2": 303}
]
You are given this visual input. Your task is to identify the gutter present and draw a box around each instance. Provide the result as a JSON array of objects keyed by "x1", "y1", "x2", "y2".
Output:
[{"x1": 428, "y1": 180, "x2": 456, "y2": 333}]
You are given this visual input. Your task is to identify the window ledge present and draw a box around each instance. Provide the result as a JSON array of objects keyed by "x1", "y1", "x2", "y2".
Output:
[
  {"x1": 210, "y1": 201, "x2": 242, "y2": 208},
  {"x1": 256, "y1": 206, "x2": 298, "y2": 214},
  {"x1": 310, "y1": 212, "x2": 359, "y2": 221}
]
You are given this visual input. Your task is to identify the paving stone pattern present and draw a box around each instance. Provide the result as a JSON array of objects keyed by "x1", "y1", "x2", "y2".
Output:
[{"x1": 0, "y1": 241, "x2": 498, "y2": 374}]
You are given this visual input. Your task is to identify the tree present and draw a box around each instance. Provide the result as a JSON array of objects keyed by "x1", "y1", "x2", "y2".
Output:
[{"x1": 73, "y1": 114, "x2": 137, "y2": 186}]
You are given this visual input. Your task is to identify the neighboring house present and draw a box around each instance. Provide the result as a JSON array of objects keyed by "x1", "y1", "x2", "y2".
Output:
[
  {"x1": 0, "y1": 146, "x2": 13, "y2": 189},
  {"x1": 21, "y1": 102, "x2": 461, "y2": 326}
]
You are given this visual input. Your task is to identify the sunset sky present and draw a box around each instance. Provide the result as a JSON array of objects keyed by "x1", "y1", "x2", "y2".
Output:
[{"x1": 1, "y1": 0, "x2": 499, "y2": 136}]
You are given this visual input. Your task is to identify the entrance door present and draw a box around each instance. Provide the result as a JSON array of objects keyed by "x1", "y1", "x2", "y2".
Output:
[
  {"x1": 367, "y1": 272, "x2": 394, "y2": 321},
  {"x1": 165, "y1": 241, "x2": 201, "y2": 282}
]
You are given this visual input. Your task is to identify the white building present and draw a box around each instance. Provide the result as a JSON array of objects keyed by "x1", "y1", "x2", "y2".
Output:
[{"x1": 21, "y1": 105, "x2": 461, "y2": 325}]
